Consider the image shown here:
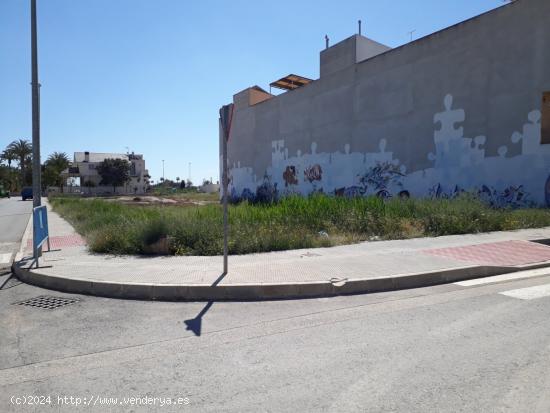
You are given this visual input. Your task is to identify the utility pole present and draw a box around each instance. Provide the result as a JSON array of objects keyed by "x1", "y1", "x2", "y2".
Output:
[
  {"x1": 31, "y1": 0, "x2": 41, "y2": 208},
  {"x1": 219, "y1": 104, "x2": 234, "y2": 275},
  {"x1": 162, "y1": 160, "x2": 165, "y2": 183},
  {"x1": 188, "y1": 162, "x2": 191, "y2": 184}
]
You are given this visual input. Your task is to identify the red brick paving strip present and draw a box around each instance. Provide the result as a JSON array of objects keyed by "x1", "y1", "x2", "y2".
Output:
[
  {"x1": 423, "y1": 240, "x2": 550, "y2": 266},
  {"x1": 27, "y1": 234, "x2": 86, "y2": 249}
]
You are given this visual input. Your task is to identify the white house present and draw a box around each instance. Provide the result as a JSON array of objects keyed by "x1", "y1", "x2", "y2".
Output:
[{"x1": 62, "y1": 151, "x2": 150, "y2": 195}]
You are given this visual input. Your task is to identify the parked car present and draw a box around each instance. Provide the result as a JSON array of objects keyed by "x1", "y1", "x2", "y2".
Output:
[{"x1": 21, "y1": 187, "x2": 33, "y2": 201}]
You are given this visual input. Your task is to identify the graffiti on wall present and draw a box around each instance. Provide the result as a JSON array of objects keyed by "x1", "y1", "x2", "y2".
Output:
[
  {"x1": 428, "y1": 183, "x2": 532, "y2": 208},
  {"x1": 478, "y1": 185, "x2": 532, "y2": 209},
  {"x1": 283, "y1": 166, "x2": 298, "y2": 187},
  {"x1": 304, "y1": 164, "x2": 323, "y2": 183},
  {"x1": 357, "y1": 161, "x2": 405, "y2": 198},
  {"x1": 227, "y1": 94, "x2": 550, "y2": 207}
]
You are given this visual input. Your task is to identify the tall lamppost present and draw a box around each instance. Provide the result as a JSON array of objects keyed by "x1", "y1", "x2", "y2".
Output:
[
  {"x1": 31, "y1": 0, "x2": 41, "y2": 208},
  {"x1": 162, "y1": 160, "x2": 165, "y2": 184},
  {"x1": 219, "y1": 104, "x2": 234, "y2": 275}
]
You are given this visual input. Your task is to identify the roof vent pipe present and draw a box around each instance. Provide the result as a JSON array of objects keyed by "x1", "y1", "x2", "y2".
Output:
[
  {"x1": 325, "y1": 35, "x2": 329, "y2": 49},
  {"x1": 358, "y1": 20, "x2": 362, "y2": 35}
]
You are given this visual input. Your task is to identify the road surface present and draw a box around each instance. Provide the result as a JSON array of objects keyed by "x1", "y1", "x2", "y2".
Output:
[
  {"x1": 1, "y1": 267, "x2": 550, "y2": 412},
  {"x1": 0, "y1": 197, "x2": 31, "y2": 270}
]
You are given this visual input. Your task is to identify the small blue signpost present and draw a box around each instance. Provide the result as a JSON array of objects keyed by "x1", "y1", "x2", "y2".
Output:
[{"x1": 33, "y1": 205, "x2": 50, "y2": 259}]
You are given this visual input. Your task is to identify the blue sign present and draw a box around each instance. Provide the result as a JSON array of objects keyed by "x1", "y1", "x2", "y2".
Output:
[{"x1": 33, "y1": 206, "x2": 50, "y2": 257}]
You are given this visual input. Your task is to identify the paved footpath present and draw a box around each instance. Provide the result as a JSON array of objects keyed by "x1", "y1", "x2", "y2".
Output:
[{"x1": 12, "y1": 201, "x2": 550, "y2": 300}]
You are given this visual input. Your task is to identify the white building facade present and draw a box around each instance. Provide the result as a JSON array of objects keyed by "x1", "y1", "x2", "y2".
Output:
[{"x1": 62, "y1": 151, "x2": 149, "y2": 195}]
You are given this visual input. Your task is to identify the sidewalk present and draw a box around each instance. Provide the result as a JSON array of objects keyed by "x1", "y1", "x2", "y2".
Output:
[{"x1": 13, "y1": 201, "x2": 550, "y2": 300}]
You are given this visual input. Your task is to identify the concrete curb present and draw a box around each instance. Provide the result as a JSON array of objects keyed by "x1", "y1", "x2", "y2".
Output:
[
  {"x1": 12, "y1": 258, "x2": 550, "y2": 301},
  {"x1": 2, "y1": 211, "x2": 32, "y2": 273},
  {"x1": 17, "y1": 212, "x2": 33, "y2": 258}
]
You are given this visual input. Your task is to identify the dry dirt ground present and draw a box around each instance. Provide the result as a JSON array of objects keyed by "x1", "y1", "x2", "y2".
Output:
[{"x1": 96, "y1": 195, "x2": 218, "y2": 207}]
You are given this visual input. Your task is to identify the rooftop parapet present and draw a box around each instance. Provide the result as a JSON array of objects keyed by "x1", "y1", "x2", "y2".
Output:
[{"x1": 320, "y1": 34, "x2": 391, "y2": 78}]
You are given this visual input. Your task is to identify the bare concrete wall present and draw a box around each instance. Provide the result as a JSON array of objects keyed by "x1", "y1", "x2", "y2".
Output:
[{"x1": 223, "y1": 0, "x2": 550, "y2": 206}]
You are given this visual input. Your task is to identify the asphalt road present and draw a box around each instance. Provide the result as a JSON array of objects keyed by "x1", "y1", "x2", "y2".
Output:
[
  {"x1": 1, "y1": 268, "x2": 550, "y2": 412},
  {"x1": 0, "y1": 198, "x2": 32, "y2": 270}
]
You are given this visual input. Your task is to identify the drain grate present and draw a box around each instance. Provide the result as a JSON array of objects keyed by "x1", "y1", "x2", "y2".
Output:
[{"x1": 13, "y1": 295, "x2": 80, "y2": 310}]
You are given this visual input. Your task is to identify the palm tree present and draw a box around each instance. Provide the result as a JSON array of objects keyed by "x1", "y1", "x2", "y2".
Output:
[
  {"x1": 1, "y1": 148, "x2": 15, "y2": 169},
  {"x1": 46, "y1": 152, "x2": 70, "y2": 171},
  {"x1": 45, "y1": 152, "x2": 70, "y2": 190},
  {"x1": 7, "y1": 139, "x2": 32, "y2": 187}
]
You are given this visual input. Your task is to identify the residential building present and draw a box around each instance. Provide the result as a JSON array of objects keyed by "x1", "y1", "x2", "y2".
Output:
[
  {"x1": 62, "y1": 151, "x2": 149, "y2": 195},
  {"x1": 221, "y1": 0, "x2": 550, "y2": 207}
]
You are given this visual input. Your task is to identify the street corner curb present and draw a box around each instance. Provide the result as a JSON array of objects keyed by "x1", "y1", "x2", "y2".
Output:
[
  {"x1": 12, "y1": 258, "x2": 550, "y2": 301},
  {"x1": 14, "y1": 212, "x2": 33, "y2": 263},
  {"x1": 6, "y1": 210, "x2": 34, "y2": 274}
]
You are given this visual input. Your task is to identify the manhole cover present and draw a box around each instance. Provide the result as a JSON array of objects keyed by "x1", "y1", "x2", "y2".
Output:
[{"x1": 12, "y1": 295, "x2": 80, "y2": 310}]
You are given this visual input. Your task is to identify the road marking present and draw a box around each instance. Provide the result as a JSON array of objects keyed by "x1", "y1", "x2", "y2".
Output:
[
  {"x1": 454, "y1": 268, "x2": 550, "y2": 287},
  {"x1": 0, "y1": 253, "x2": 12, "y2": 265},
  {"x1": 499, "y1": 283, "x2": 550, "y2": 300}
]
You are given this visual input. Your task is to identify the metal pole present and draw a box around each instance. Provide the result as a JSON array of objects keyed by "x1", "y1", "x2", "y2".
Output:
[
  {"x1": 162, "y1": 160, "x2": 165, "y2": 183},
  {"x1": 222, "y1": 130, "x2": 228, "y2": 274},
  {"x1": 31, "y1": 0, "x2": 41, "y2": 209}
]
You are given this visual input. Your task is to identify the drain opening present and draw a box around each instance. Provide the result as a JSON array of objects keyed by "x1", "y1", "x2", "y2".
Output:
[{"x1": 12, "y1": 295, "x2": 80, "y2": 310}]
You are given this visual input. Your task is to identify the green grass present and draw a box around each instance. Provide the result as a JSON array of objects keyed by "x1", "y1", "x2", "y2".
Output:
[{"x1": 50, "y1": 195, "x2": 550, "y2": 256}]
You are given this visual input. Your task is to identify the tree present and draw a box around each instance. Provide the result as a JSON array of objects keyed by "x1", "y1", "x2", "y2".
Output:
[
  {"x1": 41, "y1": 164, "x2": 57, "y2": 191},
  {"x1": 1, "y1": 148, "x2": 15, "y2": 169},
  {"x1": 44, "y1": 152, "x2": 70, "y2": 190},
  {"x1": 0, "y1": 147, "x2": 16, "y2": 191},
  {"x1": 7, "y1": 139, "x2": 32, "y2": 187},
  {"x1": 97, "y1": 158, "x2": 130, "y2": 194},
  {"x1": 83, "y1": 180, "x2": 96, "y2": 195}
]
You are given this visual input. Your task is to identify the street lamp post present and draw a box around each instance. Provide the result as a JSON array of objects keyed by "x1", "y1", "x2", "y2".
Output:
[
  {"x1": 31, "y1": 0, "x2": 41, "y2": 208},
  {"x1": 162, "y1": 160, "x2": 165, "y2": 184},
  {"x1": 219, "y1": 104, "x2": 234, "y2": 275}
]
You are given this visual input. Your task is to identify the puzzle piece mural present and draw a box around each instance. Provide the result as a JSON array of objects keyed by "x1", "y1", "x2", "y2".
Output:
[{"x1": 227, "y1": 94, "x2": 550, "y2": 207}]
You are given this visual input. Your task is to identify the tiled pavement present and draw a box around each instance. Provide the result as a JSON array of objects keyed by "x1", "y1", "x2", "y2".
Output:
[
  {"x1": 26, "y1": 234, "x2": 86, "y2": 250},
  {"x1": 423, "y1": 240, "x2": 550, "y2": 266}
]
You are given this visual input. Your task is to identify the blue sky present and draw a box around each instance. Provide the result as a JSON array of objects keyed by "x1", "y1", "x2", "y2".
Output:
[{"x1": 0, "y1": 0, "x2": 508, "y2": 184}]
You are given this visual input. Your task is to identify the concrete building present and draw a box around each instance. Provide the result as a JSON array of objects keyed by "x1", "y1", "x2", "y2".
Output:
[
  {"x1": 62, "y1": 151, "x2": 149, "y2": 195},
  {"x1": 221, "y1": 0, "x2": 550, "y2": 207}
]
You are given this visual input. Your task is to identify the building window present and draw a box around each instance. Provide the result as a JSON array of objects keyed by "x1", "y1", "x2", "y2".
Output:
[{"x1": 543, "y1": 92, "x2": 550, "y2": 144}]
